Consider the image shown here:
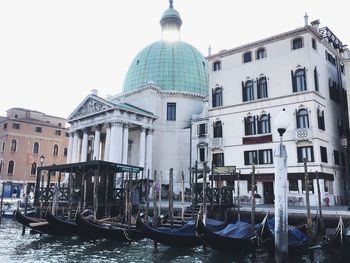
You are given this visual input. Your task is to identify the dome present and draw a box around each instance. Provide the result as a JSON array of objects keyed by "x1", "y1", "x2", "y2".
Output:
[
  {"x1": 160, "y1": 8, "x2": 182, "y2": 27},
  {"x1": 122, "y1": 40, "x2": 208, "y2": 96}
]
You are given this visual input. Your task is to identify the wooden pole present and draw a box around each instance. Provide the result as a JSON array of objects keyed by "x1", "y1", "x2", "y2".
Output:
[
  {"x1": 169, "y1": 168, "x2": 174, "y2": 227},
  {"x1": 83, "y1": 179, "x2": 87, "y2": 211},
  {"x1": 104, "y1": 172, "x2": 109, "y2": 217},
  {"x1": 128, "y1": 171, "x2": 132, "y2": 230},
  {"x1": 303, "y1": 158, "x2": 313, "y2": 243},
  {"x1": 158, "y1": 171, "x2": 162, "y2": 217},
  {"x1": 152, "y1": 170, "x2": 157, "y2": 226},
  {"x1": 51, "y1": 184, "x2": 59, "y2": 216},
  {"x1": 195, "y1": 161, "x2": 198, "y2": 205},
  {"x1": 68, "y1": 172, "x2": 74, "y2": 220},
  {"x1": 251, "y1": 164, "x2": 256, "y2": 232},
  {"x1": 181, "y1": 171, "x2": 185, "y2": 222},
  {"x1": 0, "y1": 182, "x2": 5, "y2": 226},
  {"x1": 203, "y1": 162, "x2": 207, "y2": 218},
  {"x1": 22, "y1": 183, "x2": 30, "y2": 235},
  {"x1": 45, "y1": 170, "x2": 51, "y2": 205},
  {"x1": 40, "y1": 173, "x2": 44, "y2": 218},
  {"x1": 237, "y1": 170, "x2": 240, "y2": 222},
  {"x1": 93, "y1": 166, "x2": 99, "y2": 220},
  {"x1": 146, "y1": 169, "x2": 150, "y2": 222},
  {"x1": 316, "y1": 170, "x2": 325, "y2": 234}
]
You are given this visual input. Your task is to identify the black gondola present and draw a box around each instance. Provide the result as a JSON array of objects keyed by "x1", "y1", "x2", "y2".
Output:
[
  {"x1": 196, "y1": 216, "x2": 256, "y2": 253},
  {"x1": 322, "y1": 216, "x2": 350, "y2": 249},
  {"x1": 75, "y1": 212, "x2": 142, "y2": 242},
  {"x1": 136, "y1": 214, "x2": 226, "y2": 248},
  {"x1": 258, "y1": 214, "x2": 308, "y2": 255},
  {"x1": 14, "y1": 208, "x2": 61, "y2": 235}
]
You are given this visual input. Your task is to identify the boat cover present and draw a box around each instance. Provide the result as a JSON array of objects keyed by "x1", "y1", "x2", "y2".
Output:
[{"x1": 213, "y1": 221, "x2": 253, "y2": 239}]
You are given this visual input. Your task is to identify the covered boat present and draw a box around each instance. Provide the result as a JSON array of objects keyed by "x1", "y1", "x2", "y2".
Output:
[
  {"x1": 196, "y1": 216, "x2": 256, "y2": 252},
  {"x1": 75, "y1": 212, "x2": 142, "y2": 242},
  {"x1": 136, "y1": 215, "x2": 226, "y2": 248}
]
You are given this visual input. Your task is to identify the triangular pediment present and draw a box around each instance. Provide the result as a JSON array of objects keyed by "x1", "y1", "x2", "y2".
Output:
[{"x1": 67, "y1": 95, "x2": 114, "y2": 121}]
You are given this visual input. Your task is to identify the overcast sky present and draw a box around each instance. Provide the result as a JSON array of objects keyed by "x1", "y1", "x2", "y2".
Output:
[{"x1": 0, "y1": 0, "x2": 349, "y2": 119}]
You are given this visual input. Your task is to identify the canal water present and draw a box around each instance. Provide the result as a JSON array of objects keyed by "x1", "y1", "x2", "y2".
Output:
[{"x1": 0, "y1": 219, "x2": 345, "y2": 263}]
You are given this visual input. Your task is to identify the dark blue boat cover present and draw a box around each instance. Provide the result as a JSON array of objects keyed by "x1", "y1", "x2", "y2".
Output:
[
  {"x1": 213, "y1": 221, "x2": 253, "y2": 239},
  {"x1": 154, "y1": 219, "x2": 225, "y2": 236}
]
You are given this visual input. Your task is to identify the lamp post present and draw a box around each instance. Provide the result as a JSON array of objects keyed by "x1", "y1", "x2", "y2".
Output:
[
  {"x1": 274, "y1": 108, "x2": 290, "y2": 263},
  {"x1": 341, "y1": 135, "x2": 350, "y2": 210}
]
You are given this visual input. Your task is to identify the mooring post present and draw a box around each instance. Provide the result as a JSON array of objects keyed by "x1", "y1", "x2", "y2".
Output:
[
  {"x1": 146, "y1": 169, "x2": 150, "y2": 222},
  {"x1": 93, "y1": 166, "x2": 99, "y2": 220},
  {"x1": 152, "y1": 170, "x2": 158, "y2": 226},
  {"x1": 40, "y1": 173, "x2": 44, "y2": 218},
  {"x1": 0, "y1": 182, "x2": 5, "y2": 226},
  {"x1": 251, "y1": 164, "x2": 256, "y2": 233},
  {"x1": 22, "y1": 183, "x2": 30, "y2": 235},
  {"x1": 158, "y1": 171, "x2": 162, "y2": 217},
  {"x1": 316, "y1": 170, "x2": 325, "y2": 234},
  {"x1": 181, "y1": 171, "x2": 185, "y2": 222},
  {"x1": 304, "y1": 158, "x2": 313, "y2": 242},
  {"x1": 128, "y1": 171, "x2": 132, "y2": 231},
  {"x1": 237, "y1": 170, "x2": 240, "y2": 222},
  {"x1": 203, "y1": 162, "x2": 207, "y2": 218},
  {"x1": 169, "y1": 168, "x2": 174, "y2": 227}
]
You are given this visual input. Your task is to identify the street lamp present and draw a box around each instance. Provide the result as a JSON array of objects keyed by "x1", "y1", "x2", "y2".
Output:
[
  {"x1": 40, "y1": 155, "x2": 45, "y2": 167},
  {"x1": 340, "y1": 135, "x2": 350, "y2": 210},
  {"x1": 274, "y1": 108, "x2": 290, "y2": 263}
]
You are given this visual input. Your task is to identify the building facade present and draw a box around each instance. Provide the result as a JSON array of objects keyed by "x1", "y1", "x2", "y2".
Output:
[
  {"x1": 191, "y1": 17, "x2": 349, "y2": 206},
  {"x1": 0, "y1": 108, "x2": 68, "y2": 198}
]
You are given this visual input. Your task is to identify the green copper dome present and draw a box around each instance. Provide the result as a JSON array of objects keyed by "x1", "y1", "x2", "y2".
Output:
[{"x1": 122, "y1": 40, "x2": 208, "y2": 96}]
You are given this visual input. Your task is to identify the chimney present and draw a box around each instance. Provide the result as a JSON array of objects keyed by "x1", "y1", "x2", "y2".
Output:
[
  {"x1": 91, "y1": 89, "x2": 98, "y2": 96},
  {"x1": 208, "y1": 45, "x2": 212, "y2": 56},
  {"x1": 304, "y1": 13, "x2": 309, "y2": 27},
  {"x1": 311, "y1": 19, "x2": 320, "y2": 30}
]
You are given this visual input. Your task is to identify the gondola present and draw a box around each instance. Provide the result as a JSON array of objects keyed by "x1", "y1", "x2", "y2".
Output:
[
  {"x1": 136, "y1": 214, "x2": 226, "y2": 248},
  {"x1": 322, "y1": 216, "x2": 350, "y2": 249},
  {"x1": 196, "y1": 216, "x2": 256, "y2": 253},
  {"x1": 258, "y1": 214, "x2": 308, "y2": 255},
  {"x1": 75, "y1": 212, "x2": 142, "y2": 242},
  {"x1": 14, "y1": 208, "x2": 61, "y2": 235}
]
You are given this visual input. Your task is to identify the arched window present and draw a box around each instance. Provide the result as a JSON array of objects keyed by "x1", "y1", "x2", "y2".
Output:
[
  {"x1": 31, "y1": 162, "x2": 37, "y2": 175},
  {"x1": 292, "y1": 37, "x2": 303, "y2": 50},
  {"x1": 296, "y1": 109, "x2": 309, "y2": 128},
  {"x1": 257, "y1": 77, "x2": 268, "y2": 99},
  {"x1": 244, "y1": 116, "x2": 256, "y2": 135},
  {"x1": 53, "y1": 144, "x2": 59, "y2": 156},
  {"x1": 64, "y1": 148, "x2": 68, "y2": 156},
  {"x1": 213, "y1": 61, "x2": 221, "y2": 71},
  {"x1": 10, "y1": 139, "x2": 17, "y2": 152},
  {"x1": 7, "y1": 160, "x2": 14, "y2": 174},
  {"x1": 258, "y1": 114, "x2": 271, "y2": 134},
  {"x1": 212, "y1": 86, "x2": 223, "y2": 107},
  {"x1": 213, "y1": 120, "x2": 222, "y2": 138},
  {"x1": 256, "y1": 48, "x2": 266, "y2": 59},
  {"x1": 292, "y1": 68, "x2": 307, "y2": 92},
  {"x1": 33, "y1": 142, "x2": 39, "y2": 154},
  {"x1": 242, "y1": 80, "x2": 254, "y2": 102}
]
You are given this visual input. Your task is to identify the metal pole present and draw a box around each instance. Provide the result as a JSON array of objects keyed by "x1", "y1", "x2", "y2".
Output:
[
  {"x1": 274, "y1": 134, "x2": 288, "y2": 262},
  {"x1": 304, "y1": 158, "x2": 313, "y2": 242}
]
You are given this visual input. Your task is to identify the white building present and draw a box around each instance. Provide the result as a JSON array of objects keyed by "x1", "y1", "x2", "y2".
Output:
[{"x1": 192, "y1": 17, "x2": 349, "y2": 206}]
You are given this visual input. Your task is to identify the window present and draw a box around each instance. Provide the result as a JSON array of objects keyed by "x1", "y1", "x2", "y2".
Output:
[
  {"x1": 325, "y1": 51, "x2": 336, "y2": 66},
  {"x1": 243, "y1": 52, "x2": 252, "y2": 63},
  {"x1": 31, "y1": 162, "x2": 37, "y2": 175},
  {"x1": 244, "y1": 150, "x2": 257, "y2": 165},
  {"x1": 64, "y1": 148, "x2": 68, "y2": 156},
  {"x1": 314, "y1": 67, "x2": 319, "y2": 92},
  {"x1": 3, "y1": 123, "x2": 7, "y2": 129},
  {"x1": 324, "y1": 180, "x2": 333, "y2": 194},
  {"x1": 302, "y1": 179, "x2": 314, "y2": 194},
  {"x1": 33, "y1": 142, "x2": 39, "y2": 154},
  {"x1": 320, "y1": 146, "x2": 328, "y2": 163},
  {"x1": 212, "y1": 87, "x2": 223, "y2": 107},
  {"x1": 1, "y1": 141, "x2": 4, "y2": 152},
  {"x1": 14, "y1": 114, "x2": 18, "y2": 119},
  {"x1": 334, "y1": 150, "x2": 340, "y2": 165},
  {"x1": 258, "y1": 114, "x2": 271, "y2": 134},
  {"x1": 58, "y1": 123, "x2": 62, "y2": 127},
  {"x1": 257, "y1": 77, "x2": 268, "y2": 99},
  {"x1": 197, "y1": 123, "x2": 207, "y2": 136},
  {"x1": 244, "y1": 116, "x2": 256, "y2": 136},
  {"x1": 198, "y1": 147, "x2": 205, "y2": 162},
  {"x1": 167, "y1": 103, "x2": 176, "y2": 121},
  {"x1": 291, "y1": 68, "x2": 307, "y2": 92},
  {"x1": 213, "y1": 120, "x2": 222, "y2": 138},
  {"x1": 242, "y1": 80, "x2": 254, "y2": 102},
  {"x1": 317, "y1": 108, "x2": 325, "y2": 131},
  {"x1": 296, "y1": 108, "x2": 309, "y2": 128},
  {"x1": 292, "y1": 37, "x2": 303, "y2": 50},
  {"x1": 12, "y1": 123, "x2": 20, "y2": 129},
  {"x1": 53, "y1": 144, "x2": 59, "y2": 156},
  {"x1": 297, "y1": 146, "x2": 314, "y2": 162},
  {"x1": 10, "y1": 139, "x2": 17, "y2": 152},
  {"x1": 289, "y1": 179, "x2": 299, "y2": 192},
  {"x1": 7, "y1": 160, "x2": 14, "y2": 174},
  {"x1": 256, "y1": 48, "x2": 266, "y2": 59},
  {"x1": 258, "y1": 149, "x2": 273, "y2": 164},
  {"x1": 212, "y1": 153, "x2": 224, "y2": 167},
  {"x1": 340, "y1": 63, "x2": 345, "y2": 74},
  {"x1": 312, "y1": 38, "x2": 317, "y2": 50},
  {"x1": 213, "y1": 61, "x2": 221, "y2": 71},
  {"x1": 55, "y1": 130, "x2": 61, "y2": 136},
  {"x1": 329, "y1": 79, "x2": 339, "y2": 102},
  {"x1": 35, "y1": 127, "x2": 42, "y2": 133}
]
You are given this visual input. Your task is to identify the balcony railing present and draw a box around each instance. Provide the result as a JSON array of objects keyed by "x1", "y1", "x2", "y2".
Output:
[
  {"x1": 295, "y1": 128, "x2": 312, "y2": 142},
  {"x1": 210, "y1": 137, "x2": 223, "y2": 149}
]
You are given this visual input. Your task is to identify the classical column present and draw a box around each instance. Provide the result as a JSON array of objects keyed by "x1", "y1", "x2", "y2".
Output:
[
  {"x1": 139, "y1": 127, "x2": 146, "y2": 168},
  {"x1": 93, "y1": 125, "x2": 102, "y2": 160},
  {"x1": 80, "y1": 128, "x2": 89, "y2": 162},
  {"x1": 109, "y1": 122, "x2": 118, "y2": 162},
  {"x1": 109, "y1": 121, "x2": 123, "y2": 163},
  {"x1": 72, "y1": 130, "x2": 79, "y2": 163},
  {"x1": 145, "y1": 128, "x2": 154, "y2": 173},
  {"x1": 104, "y1": 123, "x2": 111, "y2": 161},
  {"x1": 115, "y1": 123, "x2": 123, "y2": 163},
  {"x1": 122, "y1": 123, "x2": 129, "y2": 164},
  {"x1": 67, "y1": 132, "x2": 74, "y2": 163}
]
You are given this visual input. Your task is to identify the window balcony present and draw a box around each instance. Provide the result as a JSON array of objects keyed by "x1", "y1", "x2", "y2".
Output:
[
  {"x1": 295, "y1": 128, "x2": 312, "y2": 142},
  {"x1": 210, "y1": 137, "x2": 223, "y2": 149}
]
